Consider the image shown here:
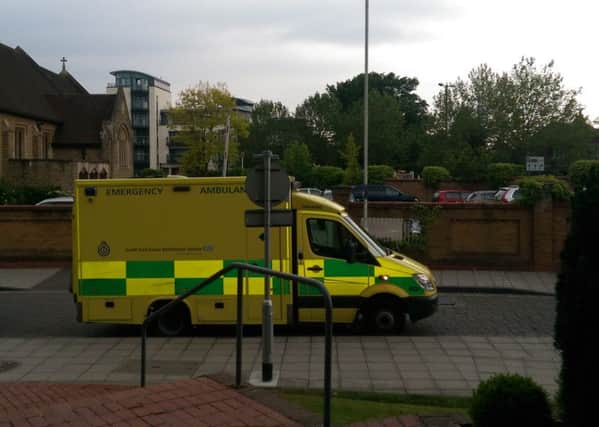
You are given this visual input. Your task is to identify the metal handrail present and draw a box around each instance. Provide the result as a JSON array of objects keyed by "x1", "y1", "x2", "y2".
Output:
[{"x1": 140, "y1": 261, "x2": 333, "y2": 427}]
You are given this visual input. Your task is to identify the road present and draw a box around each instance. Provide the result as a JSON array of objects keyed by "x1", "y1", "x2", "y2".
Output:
[{"x1": 0, "y1": 288, "x2": 554, "y2": 338}]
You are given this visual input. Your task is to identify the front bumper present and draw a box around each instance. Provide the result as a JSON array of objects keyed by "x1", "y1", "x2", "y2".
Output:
[{"x1": 405, "y1": 294, "x2": 438, "y2": 322}]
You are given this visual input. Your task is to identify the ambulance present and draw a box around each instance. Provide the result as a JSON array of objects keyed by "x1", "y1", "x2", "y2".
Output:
[{"x1": 72, "y1": 177, "x2": 438, "y2": 335}]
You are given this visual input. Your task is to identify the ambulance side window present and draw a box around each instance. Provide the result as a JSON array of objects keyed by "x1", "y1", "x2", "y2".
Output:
[{"x1": 306, "y1": 218, "x2": 372, "y2": 263}]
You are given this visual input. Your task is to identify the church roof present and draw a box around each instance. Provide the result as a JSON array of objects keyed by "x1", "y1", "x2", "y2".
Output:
[
  {"x1": 45, "y1": 94, "x2": 116, "y2": 146},
  {"x1": 0, "y1": 43, "x2": 119, "y2": 145}
]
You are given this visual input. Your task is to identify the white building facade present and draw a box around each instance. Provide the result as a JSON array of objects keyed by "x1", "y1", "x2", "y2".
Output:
[{"x1": 107, "y1": 70, "x2": 171, "y2": 175}]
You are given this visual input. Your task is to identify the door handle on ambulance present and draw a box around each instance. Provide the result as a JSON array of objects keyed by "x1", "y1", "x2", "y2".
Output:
[{"x1": 307, "y1": 265, "x2": 323, "y2": 272}]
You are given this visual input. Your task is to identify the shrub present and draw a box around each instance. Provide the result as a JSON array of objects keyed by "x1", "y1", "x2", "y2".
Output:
[
  {"x1": 139, "y1": 168, "x2": 166, "y2": 178},
  {"x1": 368, "y1": 165, "x2": 395, "y2": 184},
  {"x1": 0, "y1": 181, "x2": 62, "y2": 205},
  {"x1": 487, "y1": 163, "x2": 524, "y2": 188},
  {"x1": 555, "y1": 162, "x2": 599, "y2": 425},
  {"x1": 422, "y1": 166, "x2": 450, "y2": 189},
  {"x1": 568, "y1": 159, "x2": 599, "y2": 191},
  {"x1": 311, "y1": 166, "x2": 344, "y2": 188},
  {"x1": 469, "y1": 374, "x2": 553, "y2": 427},
  {"x1": 517, "y1": 175, "x2": 571, "y2": 206}
]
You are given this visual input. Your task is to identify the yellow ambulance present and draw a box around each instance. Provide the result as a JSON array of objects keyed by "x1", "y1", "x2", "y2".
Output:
[{"x1": 72, "y1": 177, "x2": 437, "y2": 335}]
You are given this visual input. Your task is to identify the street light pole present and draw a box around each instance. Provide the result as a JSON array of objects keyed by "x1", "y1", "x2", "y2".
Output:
[
  {"x1": 363, "y1": 0, "x2": 369, "y2": 231},
  {"x1": 438, "y1": 82, "x2": 454, "y2": 136}
]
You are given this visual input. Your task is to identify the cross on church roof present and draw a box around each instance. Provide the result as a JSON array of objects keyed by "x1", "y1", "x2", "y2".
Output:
[{"x1": 61, "y1": 56, "x2": 67, "y2": 72}]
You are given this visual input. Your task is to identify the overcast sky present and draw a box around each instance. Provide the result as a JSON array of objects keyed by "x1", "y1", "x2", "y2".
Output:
[{"x1": 3, "y1": 0, "x2": 598, "y2": 120}]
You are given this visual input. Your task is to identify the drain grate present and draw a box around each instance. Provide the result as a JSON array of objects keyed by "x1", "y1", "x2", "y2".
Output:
[{"x1": 0, "y1": 361, "x2": 20, "y2": 373}]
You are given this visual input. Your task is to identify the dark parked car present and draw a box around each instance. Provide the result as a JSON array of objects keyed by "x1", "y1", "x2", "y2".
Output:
[{"x1": 349, "y1": 184, "x2": 418, "y2": 202}]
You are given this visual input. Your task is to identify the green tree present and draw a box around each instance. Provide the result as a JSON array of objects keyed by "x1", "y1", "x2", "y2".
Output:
[
  {"x1": 283, "y1": 141, "x2": 313, "y2": 185},
  {"x1": 296, "y1": 72, "x2": 430, "y2": 169},
  {"x1": 342, "y1": 133, "x2": 361, "y2": 185},
  {"x1": 169, "y1": 82, "x2": 249, "y2": 176},
  {"x1": 433, "y1": 58, "x2": 584, "y2": 165},
  {"x1": 555, "y1": 163, "x2": 599, "y2": 425}
]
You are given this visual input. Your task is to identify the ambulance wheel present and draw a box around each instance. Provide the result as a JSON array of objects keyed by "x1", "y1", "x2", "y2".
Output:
[
  {"x1": 154, "y1": 303, "x2": 191, "y2": 337},
  {"x1": 368, "y1": 303, "x2": 405, "y2": 334}
]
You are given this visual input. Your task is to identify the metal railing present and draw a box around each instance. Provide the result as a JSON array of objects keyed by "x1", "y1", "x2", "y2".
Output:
[{"x1": 140, "y1": 262, "x2": 333, "y2": 427}]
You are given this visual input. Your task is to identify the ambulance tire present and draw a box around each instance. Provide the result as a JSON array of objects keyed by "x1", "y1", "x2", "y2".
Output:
[
  {"x1": 368, "y1": 302, "x2": 405, "y2": 334},
  {"x1": 153, "y1": 302, "x2": 191, "y2": 337}
]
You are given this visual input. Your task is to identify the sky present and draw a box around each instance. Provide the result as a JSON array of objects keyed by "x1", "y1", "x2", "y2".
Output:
[{"x1": 3, "y1": 0, "x2": 598, "y2": 121}]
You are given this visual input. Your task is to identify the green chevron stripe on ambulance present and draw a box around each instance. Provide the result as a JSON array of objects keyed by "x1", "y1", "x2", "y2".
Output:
[{"x1": 79, "y1": 260, "x2": 290, "y2": 297}]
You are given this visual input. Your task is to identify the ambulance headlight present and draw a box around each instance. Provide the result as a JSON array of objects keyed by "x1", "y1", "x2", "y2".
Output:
[{"x1": 413, "y1": 273, "x2": 434, "y2": 291}]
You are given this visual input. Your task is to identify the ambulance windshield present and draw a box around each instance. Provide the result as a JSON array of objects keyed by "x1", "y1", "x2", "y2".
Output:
[{"x1": 342, "y1": 214, "x2": 386, "y2": 258}]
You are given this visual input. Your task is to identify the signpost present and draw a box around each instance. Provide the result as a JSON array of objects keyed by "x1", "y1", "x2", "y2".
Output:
[
  {"x1": 526, "y1": 156, "x2": 545, "y2": 173},
  {"x1": 245, "y1": 151, "x2": 290, "y2": 383}
]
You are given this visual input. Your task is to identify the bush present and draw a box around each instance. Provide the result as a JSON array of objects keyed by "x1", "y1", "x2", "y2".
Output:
[
  {"x1": 469, "y1": 374, "x2": 553, "y2": 427},
  {"x1": 422, "y1": 166, "x2": 450, "y2": 189},
  {"x1": 517, "y1": 175, "x2": 571, "y2": 206},
  {"x1": 568, "y1": 159, "x2": 599, "y2": 191},
  {"x1": 0, "y1": 181, "x2": 62, "y2": 205},
  {"x1": 139, "y1": 168, "x2": 166, "y2": 178},
  {"x1": 311, "y1": 166, "x2": 344, "y2": 188},
  {"x1": 368, "y1": 165, "x2": 395, "y2": 184},
  {"x1": 487, "y1": 163, "x2": 524, "y2": 188},
  {"x1": 555, "y1": 162, "x2": 599, "y2": 425}
]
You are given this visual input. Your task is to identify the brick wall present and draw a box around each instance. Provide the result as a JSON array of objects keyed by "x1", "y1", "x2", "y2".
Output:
[
  {"x1": 0, "y1": 200, "x2": 570, "y2": 271},
  {"x1": 348, "y1": 200, "x2": 569, "y2": 271},
  {"x1": 0, "y1": 206, "x2": 71, "y2": 261}
]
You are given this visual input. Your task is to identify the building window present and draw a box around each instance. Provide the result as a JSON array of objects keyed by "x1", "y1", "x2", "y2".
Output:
[
  {"x1": 118, "y1": 126, "x2": 129, "y2": 167},
  {"x1": 14, "y1": 127, "x2": 25, "y2": 159},
  {"x1": 32, "y1": 135, "x2": 40, "y2": 159},
  {"x1": 41, "y1": 132, "x2": 50, "y2": 159}
]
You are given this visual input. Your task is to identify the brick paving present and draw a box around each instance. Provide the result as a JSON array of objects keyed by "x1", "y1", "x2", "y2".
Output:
[{"x1": 0, "y1": 377, "x2": 300, "y2": 426}]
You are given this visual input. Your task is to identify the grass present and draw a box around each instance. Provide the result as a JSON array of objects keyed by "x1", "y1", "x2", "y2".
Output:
[{"x1": 278, "y1": 389, "x2": 471, "y2": 425}]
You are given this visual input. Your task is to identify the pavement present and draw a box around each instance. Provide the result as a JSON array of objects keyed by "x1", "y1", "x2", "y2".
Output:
[{"x1": 0, "y1": 268, "x2": 559, "y2": 426}]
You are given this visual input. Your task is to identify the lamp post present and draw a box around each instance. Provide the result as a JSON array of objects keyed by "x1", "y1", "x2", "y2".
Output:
[
  {"x1": 438, "y1": 82, "x2": 455, "y2": 136},
  {"x1": 363, "y1": 0, "x2": 369, "y2": 230}
]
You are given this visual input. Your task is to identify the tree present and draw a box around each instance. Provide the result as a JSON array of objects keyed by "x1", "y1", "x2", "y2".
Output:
[
  {"x1": 169, "y1": 82, "x2": 249, "y2": 176},
  {"x1": 342, "y1": 133, "x2": 361, "y2": 185},
  {"x1": 282, "y1": 141, "x2": 312, "y2": 185},
  {"x1": 433, "y1": 58, "x2": 584, "y2": 166},
  {"x1": 296, "y1": 72, "x2": 430, "y2": 169},
  {"x1": 555, "y1": 163, "x2": 599, "y2": 425}
]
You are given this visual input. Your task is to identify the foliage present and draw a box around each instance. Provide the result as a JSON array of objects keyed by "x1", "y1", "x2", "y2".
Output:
[
  {"x1": 138, "y1": 168, "x2": 166, "y2": 178},
  {"x1": 240, "y1": 100, "x2": 314, "y2": 160},
  {"x1": 169, "y1": 82, "x2": 249, "y2": 176},
  {"x1": 296, "y1": 72, "x2": 429, "y2": 169},
  {"x1": 379, "y1": 204, "x2": 441, "y2": 259},
  {"x1": 342, "y1": 134, "x2": 362, "y2": 185},
  {"x1": 0, "y1": 181, "x2": 62, "y2": 205},
  {"x1": 469, "y1": 374, "x2": 553, "y2": 427},
  {"x1": 517, "y1": 175, "x2": 571, "y2": 206},
  {"x1": 368, "y1": 165, "x2": 395, "y2": 184},
  {"x1": 527, "y1": 116, "x2": 595, "y2": 174},
  {"x1": 555, "y1": 163, "x2": 599, "y2": 425},
  {"x1": 486, "y1": 163, "x2": 524, "y2": 188},
  {"x1": 422, "y1": 166, "x2": 450, "y2": 189},
  {"x1": 311, "y1": 166, "x2": 344, "y2": 188},
  {"x1": 282, "y1": 141, "x2": 312, "y2": 185},
  {"x1": 433, "y1": 57, "x2": 586, "y2": 168},
  {"x1": 568, "y1": 159, "x2": 599, "y2": 190}
]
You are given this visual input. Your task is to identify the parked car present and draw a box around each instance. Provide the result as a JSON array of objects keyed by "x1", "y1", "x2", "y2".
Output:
[
  {"x1": 495, "y1": 186, "x2": 521, "y2": 203},
  {"x1": 34, "y1": 196, "x2": 74, "y2": 206},
  {"x1": 349, "y1": 184, "x2": 418, "y2": 202},
  {"x1": 298, "y1": 187, "x2": 323, "y2": 197},
  {"x1": 432, "y1": 190, "x2": 470, "y2": 203},
  {"x1": 465, "y1": 190, "x2": 499, "y2": 203}
]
